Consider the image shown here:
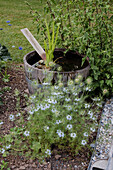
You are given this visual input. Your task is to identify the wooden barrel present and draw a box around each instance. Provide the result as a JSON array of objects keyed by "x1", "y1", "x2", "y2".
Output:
[{"x1": 23, "y1": 49, "x2": 90, "y2": 94}]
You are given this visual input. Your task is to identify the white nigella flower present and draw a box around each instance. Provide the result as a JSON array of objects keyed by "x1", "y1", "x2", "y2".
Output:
[
  {"x1": 45, "y1": 104, "x2": 51, "y2": 109},
  {"x1": 70, "y1": 133, "x2": 76, "y2": 138},
  {"x1": 57, "y1": 130, "x2": 64, "y2": 137},
  {"x1": 54, "y1": 86, "x2": 59, "y2": 89},
  {"x1": 66, "y1": 115, "x2": 72, "y2": 120},
  {"x1": 56, "y1": 129, "x2": 61, "y2": 134},
  {"x1": 83, "y1": 132, "x2": 88, "y2": 137},
  {"x1": 92, "y1": 98, "x2": 101, "y2": 102},
  {"x1": 81, "y1": 140, "x2": 87, "y2": 145},
  {"x1": 40, "y1": 105, "x2": 46, "y2": 110},
  {"x1": 90, "y1": 127, "x2": 96, "y2": 132},
  {"x1": 73, "y1": 92, "x2": 78, "y2": 96},
  {"x1": 6, "y1": 145, "x2": 11, "y2": 149},
  {"x1": 96, "y1": 103, "x2": 102, "y2": 107},
  {"x1": 47, "y1": 99, "x2": 57, "y2": 104},
  {"x1": 52, "y1": 109, "x2": 60, "y2": 117},
  {"x1": 88, "y1": 111, "x2": 93, "y2": 116},
  {"x1": 85, "y1": 87, "x2": 91, "y2": 91},
  {"x1": 9, "y1": 114, "x2": 15, "y2": 121},
  {"x1": 29, "y1": 110, "x2": 34, "y2": 115},
  {"x1": 30, "y1": 95, "x2": 36, "y2": 100},
  {"x1": 63, "y1": 87, "x2": 68, "y2": 92},
  {"x1": 91, "y1": 117, "x2": 96, "y2": 120},
  {"x1": 1, "y1": 148, "x2": 5, "y2": 154},
  {"x1": 85, "y1": 104, "x2": 90, "y2": 108},
  {"x1": 67, "y1": 105, "x2": 72, "y2": 111},
  {"x1": 24, "y1": 131, "x2": 30, "y2": 136},
  {"x1": 65, "y1": 98, "x2": 71, "y2": 102},
  {"x1": 42, "y1": 82, "x2": 50, "y2": 86},
  {"x1": 16, "y1": 113, "x2": 21, "y2": 117},
  {"x1": 52, "y1": 92, "x2": 62, "y2": 95},
  {"x1": 0, "y1": 121, "x2": 3, "y2": 125},
  {"x1": 67, "y1": 124, "x2": 72, "y2": 130},
  {"x1": 45, "y1": 149, "x2": 51, "y2": 156},
  {"x1": 75, "y1": 98, "x2": 80, "y2": 101},
  {"x1": 44, "y1": 126, "x2": 49, "y2": 132},
  {"x1": 56, "y1": 120, "x2": 62, "y2": 124}
]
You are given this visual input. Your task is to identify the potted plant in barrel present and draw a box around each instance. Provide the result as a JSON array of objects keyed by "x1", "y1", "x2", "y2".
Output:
[{"x1": 22, "y1": 22, "x2": 90, "y2": 94}]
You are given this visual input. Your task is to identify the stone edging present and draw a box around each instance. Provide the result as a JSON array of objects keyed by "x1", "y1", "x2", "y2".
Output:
[{"x1": 88, "y1": 97, "x2": 113, "y2": 170}]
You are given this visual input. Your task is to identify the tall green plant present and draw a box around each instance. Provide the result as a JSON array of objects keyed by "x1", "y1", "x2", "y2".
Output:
[{"x1": 44, "y1": 21, "x2": 60, "y2": 67}]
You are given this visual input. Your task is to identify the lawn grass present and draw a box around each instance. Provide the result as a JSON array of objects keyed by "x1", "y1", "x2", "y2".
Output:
[{"x1": 0, "y1": 0, "x2": 46, "y2": 62}]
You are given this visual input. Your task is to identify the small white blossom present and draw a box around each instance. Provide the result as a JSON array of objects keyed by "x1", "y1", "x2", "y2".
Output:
[
  {"x1": 75, "y1": 98, "x2": 80, "y2": 101},
  {"x1": 44, "y1": 126, "x2": 49, "y2": 132},
  {"x1": 1, "y1": 148, "x2": 5, "y2": 154},
  {"x1": 85, "y1": 87, "x2": 91, "y2": 91},
  {"x1": 90, "y1": 127, "x2": 95, "y2": 132},
  {"x1": 45, "y1": 104, "x2": 51, "y2": 109},
  {"x1": 56, "y1": 120, "x2": 62, "y2": 124},
  {"x1": 85, "y1": 104, "x2": 90, "y2": 108},
  {"x1": 92, "y1": 98, "x2": 101, "y2": 101},
  {"x1": 54, "y1": 86, "x2": 59, "y2": 89},
  {"x1": 47, "y1": 99, "x2": 57, "y2": 104},
  {"x1": 81, "y1": 140, "x2": 87, "y2": 145},
  {"x1": 45, "y1": 149, "x2": 51, "y2": 156},
  {"x1": 24, "y1": 131, "x2": 30, "y2": 136},
  {"x1": 29, "y1": 110, "x2": 34, "y2": 115},
  {"x1": 57, "y1": 131, "x2": 64, "y2": 137},
  {"x1": 83, "y1": 132, "x2": 88, "y2": 137},
  {"x1": 66, "y1": 115, "x2": 72, "y2": 120},
  {"x1": 51, "y1": 109, "x2": 60, "y2": 116},
  {"x1": 96, "y1": 103, "x2": 102, "y2": 107},
  {"x1": 67, "y1": 105, "x2": 72, "y2": 111},
  {"x1": 65, "y1": 98, "x2": 71, "y2": 102},
  {"x1": 6, "y1": 145, "x2": 11, "y2": 149},
  {"x1": 16, "y1": 113, "x2": 21, "y2": 117},
  {"x1": 73, "y1": 92, "x2": 78, "y2": 96},
  {"x1": 9, "y1": 114, "x2": 15, "y2": 121},
  {"x1": 63, "y1": 87, "x2": 68, "y2": 93},
  {"x1": 70, "y1": 133, "x2": 76, "y2": 138},
  {"x1": 42, "y1": 82, "x2": 50, "y2": 86},
  {"x1": 52, "y1": 92, "x2": 62, "y2": 95},
  {"x1": 0, "y1": 121, "x2": 3, "y2": 125},
  {"x1": 67, "y1": 124, "x2": 72, "y2": 130}
]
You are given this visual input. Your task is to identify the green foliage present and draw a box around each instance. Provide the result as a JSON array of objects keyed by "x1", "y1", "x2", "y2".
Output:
[
  {"x1": 0, "y1": 160, "x2": 9, "y2": 170},
  {"x1": 33, "y1": 0, "x2": 113, "y2": 97}
]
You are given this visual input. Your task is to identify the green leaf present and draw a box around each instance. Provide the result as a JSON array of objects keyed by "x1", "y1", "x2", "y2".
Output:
[{"x1": 31, "y1": 141, "x2": 41, "y2": 152}]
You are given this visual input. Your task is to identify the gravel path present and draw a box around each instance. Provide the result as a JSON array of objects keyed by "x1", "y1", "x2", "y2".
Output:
[{"x1": 88, "y1": 97, "x2": 113, "y2": 170}]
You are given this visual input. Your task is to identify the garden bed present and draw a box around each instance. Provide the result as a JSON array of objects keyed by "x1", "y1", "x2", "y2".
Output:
[{"x1": 0, "y1": 64, "x2": 102, "y2": 170}]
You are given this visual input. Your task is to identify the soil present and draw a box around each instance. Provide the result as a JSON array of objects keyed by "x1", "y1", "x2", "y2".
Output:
[
  {"x1": 27, "y1": 49, "x2": 89, "y2": 72},
  {"x1": 0, "y1": 63, "x2": 97, "y2": 170}
]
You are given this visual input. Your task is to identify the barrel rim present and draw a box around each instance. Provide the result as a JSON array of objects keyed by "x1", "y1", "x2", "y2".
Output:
[{"x1": 23, "y1": 49, "x2": 90, "y2": 74}]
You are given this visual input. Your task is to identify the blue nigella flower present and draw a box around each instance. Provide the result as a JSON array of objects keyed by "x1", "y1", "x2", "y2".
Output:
[
  {"x1": 0, "y1": 28, "x2": 3, "y2": 30},
  {"x1": 6, "y1": 21, "x2": 10, "y2": 23},
  {"x1": 8, "y1": 24, "x2": 12, "y2": 26},
  {"x1": 19, "y1": 47, "x2": 23, "y2": 50}
]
